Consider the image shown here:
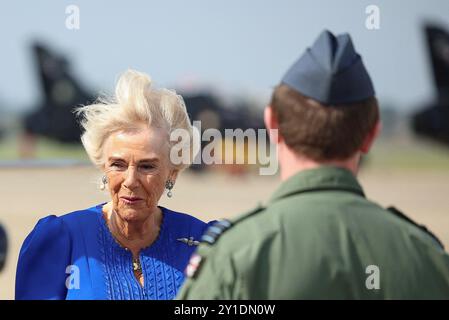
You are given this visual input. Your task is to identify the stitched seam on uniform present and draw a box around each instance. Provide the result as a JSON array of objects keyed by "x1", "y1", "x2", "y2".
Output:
[{"x1": 271, "y1": 187, "x2": 365, "y2": 205}]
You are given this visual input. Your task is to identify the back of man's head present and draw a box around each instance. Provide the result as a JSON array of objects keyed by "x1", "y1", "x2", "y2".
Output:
[
  {"x1": 271, "y1": 85, "x2": 379, "y2": 161},
  {"x1": 271, "y1": 30, "x2": 379, "y2": 162}
]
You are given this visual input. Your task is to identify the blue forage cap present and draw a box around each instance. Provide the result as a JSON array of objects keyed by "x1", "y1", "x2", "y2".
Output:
[{"x1": 281, "y1": 30, "x2": 375, "y2": 105}]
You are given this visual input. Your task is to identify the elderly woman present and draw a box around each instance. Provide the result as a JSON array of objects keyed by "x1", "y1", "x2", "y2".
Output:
[{"x1": 16, "y1": 70, "x2": 209, "y2": 300}]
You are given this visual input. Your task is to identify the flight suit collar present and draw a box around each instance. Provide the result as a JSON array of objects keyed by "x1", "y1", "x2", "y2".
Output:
[{"x1": 269, "y1": 165, "x2": 365, "y2": 204}]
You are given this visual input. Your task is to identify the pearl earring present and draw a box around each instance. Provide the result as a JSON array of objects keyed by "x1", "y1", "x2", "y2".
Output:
[{"x1": 100, "y1": 175, "x2": 108, "y2": 190}]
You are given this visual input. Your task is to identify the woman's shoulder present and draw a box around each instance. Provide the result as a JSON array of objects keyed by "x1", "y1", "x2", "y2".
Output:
[
  {"x1": 57, "y1": 203, "x2": 103, "y2": 225},
  {"x1": 162, "y1": 207, "x2": 204, "y2": 223},
  {"x1": 27, "y1": 204, "x2": 103, "y2": 239},
  {"x1": 22, "y1": 214, "x2": 69, "y2": 251},
  {"x1": 161, "y1": 207, "x2": 214, "y2": 235},
  {"x1": 15, "y1": 205, "x2": 102, "y2": 300}
]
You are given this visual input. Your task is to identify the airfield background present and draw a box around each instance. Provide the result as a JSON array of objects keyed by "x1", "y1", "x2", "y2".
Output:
[{"x1": 0, "y1": 0, "x2": 449, "y2": 299}]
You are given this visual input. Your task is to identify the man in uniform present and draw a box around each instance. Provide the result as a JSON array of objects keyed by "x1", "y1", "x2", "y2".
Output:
[{"x1": 177, "y1": 30, "x2": 449, "y2": 299}]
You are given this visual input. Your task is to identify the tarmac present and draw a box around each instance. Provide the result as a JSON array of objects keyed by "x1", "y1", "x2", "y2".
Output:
[{"x1": 1, "y1": 165, "x2": 448, "y2": 299}]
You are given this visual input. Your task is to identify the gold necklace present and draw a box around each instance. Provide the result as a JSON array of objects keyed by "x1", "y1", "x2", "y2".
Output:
[
  {"x1": 106, "y1": 208, "x2": 161, "y2": 277},
  {"x1": 104, "y1": 208, "x2": 144, "y2": 283}
]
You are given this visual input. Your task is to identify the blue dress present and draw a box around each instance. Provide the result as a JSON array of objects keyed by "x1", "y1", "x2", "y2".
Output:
[{"x1": 16, "y1": 204, "x2": 209, "y2": 300}]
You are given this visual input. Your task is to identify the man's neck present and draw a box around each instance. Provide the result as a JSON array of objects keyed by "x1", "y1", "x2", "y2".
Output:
[{"x1": 278, "y1": 144, "x2": 360, "y2": 182}]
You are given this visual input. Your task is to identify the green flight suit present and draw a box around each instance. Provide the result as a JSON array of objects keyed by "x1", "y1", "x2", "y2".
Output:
[{"x1": 178, "y1": 166, "x2": 449, "y2": 299}]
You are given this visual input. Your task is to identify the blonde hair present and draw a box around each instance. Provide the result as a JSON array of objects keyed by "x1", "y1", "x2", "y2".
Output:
[{"x1": 76, "y1": 69, "x2": 193, "y2": 171}]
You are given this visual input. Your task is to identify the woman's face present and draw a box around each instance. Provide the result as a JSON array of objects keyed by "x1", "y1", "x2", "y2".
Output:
[{"x1": 102, "y1": 125, "x2": 176, "y2": 222}]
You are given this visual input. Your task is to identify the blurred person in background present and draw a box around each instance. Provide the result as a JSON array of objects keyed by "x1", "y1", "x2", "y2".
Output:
[
  {"x1": 0, "y1": 223, "x2": 7, "y2": 272},
  {"x1": 178, "y1": 30, "x2": 449, "y2": 299},
  {"x1": 16, "y1": 70, "x2": 210, "y2": 300}
]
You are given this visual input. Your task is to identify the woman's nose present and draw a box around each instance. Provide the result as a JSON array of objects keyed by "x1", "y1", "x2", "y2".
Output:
[{"x1": 123, "y1": 166, "x2": 139, "y2": 189}]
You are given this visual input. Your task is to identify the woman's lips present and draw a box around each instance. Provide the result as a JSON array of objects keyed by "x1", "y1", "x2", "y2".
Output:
[{"x1": 120, "y1": 196, "x2": 143, "y2": 205}]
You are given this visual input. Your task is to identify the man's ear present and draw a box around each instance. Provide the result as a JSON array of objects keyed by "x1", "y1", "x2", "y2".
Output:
[
  {"x1": 264, "y1": 106, "x2": 282, "y2": 143},
  {"x1": 360, "y1": 120, "x2": 382, "y2": 154}
]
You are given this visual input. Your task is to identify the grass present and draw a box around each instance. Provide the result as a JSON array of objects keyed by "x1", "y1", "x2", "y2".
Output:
[
  {"x1": 0, "y1": 135, "x2": 88, "y2": 161},
  {"x1": 0, "y1": 133, "x2": 448, "y2": 171},
  {"x1": 367, "y1": 136, "x2": 449, "y2": 171}
]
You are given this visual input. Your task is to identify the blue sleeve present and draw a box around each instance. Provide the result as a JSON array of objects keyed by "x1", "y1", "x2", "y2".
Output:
[{"x1": 15, "y1": 215, "x2": 72, "y2": 300}]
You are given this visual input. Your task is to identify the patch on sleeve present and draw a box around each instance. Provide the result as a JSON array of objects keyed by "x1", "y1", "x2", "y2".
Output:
[{"x1": 185, "y1": 253, "x2": 203, "y2": 279}]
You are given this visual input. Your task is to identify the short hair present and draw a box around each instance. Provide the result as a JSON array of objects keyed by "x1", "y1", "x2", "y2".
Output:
[
  {"x1": 270, "y1": 84, "x2": 379, "y2": 161},
  {"x1": 76, "y1": 69, "x2": 193, "y2": 171}
]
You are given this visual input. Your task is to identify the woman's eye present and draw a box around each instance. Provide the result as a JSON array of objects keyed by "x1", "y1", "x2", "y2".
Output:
[
  {"x1": 140, "y1": 164, "x2": 155, "y2": 171},
  {"x1": 110, "y1": 162, "x2": 126, "y2": 170}
]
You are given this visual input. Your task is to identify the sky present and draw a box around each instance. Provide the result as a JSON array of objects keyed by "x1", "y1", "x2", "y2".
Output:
[{"x1": 0, "y1": 0, "x2": 448, "y2": 113}]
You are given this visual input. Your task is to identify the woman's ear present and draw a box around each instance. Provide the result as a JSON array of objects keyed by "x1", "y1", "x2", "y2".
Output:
[
  {"x1": 169, "y1": 169, "x2": 179, "y2": 183},
  {"x1": 360, "y1": 120, "x2": 382, "y2": 154},
  {"x1": 264, "y1": 106, "x2": 282, "y2": 144}
]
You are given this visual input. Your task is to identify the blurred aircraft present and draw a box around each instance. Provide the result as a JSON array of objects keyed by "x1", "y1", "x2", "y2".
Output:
[
  {"x1": 15, "y1": 41, "x2": 267, "y2": 173},
  {"x1": 412, "y1": 24, "x2": 449, "y2": 146},
  {"x1": 183, "y1": 93, "x2": 264, "y2": 133},
  {"x1": 181, "y1": 93, "x2": 265, "y2": 172},
  {"x1": 20, "y1": 42, "x2": 95, "y2": 157},
  {"x1": 19, "y1": 42, "x2": 267, "y2": 167}
]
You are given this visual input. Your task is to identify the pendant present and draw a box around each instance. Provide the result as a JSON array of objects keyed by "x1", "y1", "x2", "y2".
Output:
[{"x1": 132, "y1": 258, "x2": 142, "y2": 272}]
